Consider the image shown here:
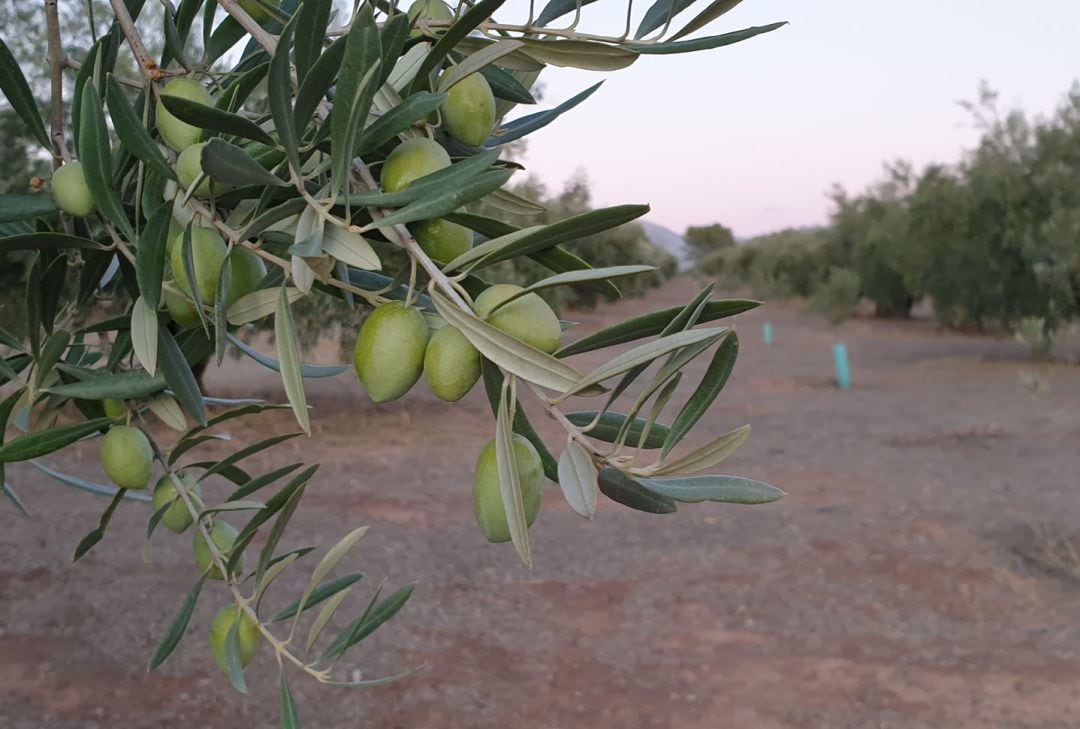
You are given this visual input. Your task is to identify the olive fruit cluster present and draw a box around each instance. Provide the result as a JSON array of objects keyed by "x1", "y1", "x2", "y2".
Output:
[{"x1": 353, "y1": 284, "x2": 560, "y2": 404}]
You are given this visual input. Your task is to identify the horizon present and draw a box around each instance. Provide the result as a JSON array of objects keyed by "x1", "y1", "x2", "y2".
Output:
[{"x1": 500, "y1": 0, "x2": 1080, "y2": 239}]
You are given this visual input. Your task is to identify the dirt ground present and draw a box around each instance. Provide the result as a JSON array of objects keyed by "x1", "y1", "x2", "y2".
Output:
[{"x1": 3, "y1": 276, "x2": 1080, "y2": 729}]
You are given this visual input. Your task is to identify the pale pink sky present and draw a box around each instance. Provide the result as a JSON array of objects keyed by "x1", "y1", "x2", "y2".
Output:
[{"x1": 505, "y1": 0, "x2": 1080, "y2": 238}]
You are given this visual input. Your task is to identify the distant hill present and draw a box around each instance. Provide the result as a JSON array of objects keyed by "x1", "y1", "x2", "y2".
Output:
[{"x1": 639, "y1": 220, "x2": 692, "y2": 271}]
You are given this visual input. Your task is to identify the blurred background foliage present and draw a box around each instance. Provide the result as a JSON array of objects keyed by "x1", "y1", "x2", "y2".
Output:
[{"x1": 695, "y1": 82, "x2": 1080, "y2": 351}]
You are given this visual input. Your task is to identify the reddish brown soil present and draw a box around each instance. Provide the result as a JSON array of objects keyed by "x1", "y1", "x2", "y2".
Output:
[{"x1": 3, "y1": 277, "x2": 1080, "y2": 728}]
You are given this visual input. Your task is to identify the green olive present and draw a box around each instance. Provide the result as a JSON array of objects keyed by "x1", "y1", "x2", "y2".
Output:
[
  {"x1": 100, "y1": 425, "x2": 153, "y2": 490},
  {"x1": 380, "y1": 137, "x2": 451, "y2": 193},
  {"x1": 193, "y1": 520, "x2": 241, "y2": 580},
  {"x1": 474, "y1": 284, "x2": 562, "y2": 354},
  {"x1": 209, "y1": 604, "x2": 262, "y2": 673},
  {"x1": 164, "y1": 285, "x2": 202, "y2": 329},
  {"x1": 102, "y1": 399, "x2": 127, "y2": 420},
  {"x1": 407, "y1": 0, "x2": 453, "y2": 36},
  {"x1": 52, "y1": 161, "x2": 97, "y2": 217},
  {"x1": 169, "y1": 225, "x2": 227, "y2": 305},
  {"x1": 226, "y1": 246, "x2": 267, "y2": 306},
  {"x1": 152, "y1": 472, "x2": 202, "y2": 533},
  {"x1": 473, "y1": 434, "x2": 544, "y2": 543},
  {"x1": 353, "y1": 301, "x2": 430, "y2": 402},
  {"x1": 156, "y1": 78, "x2": 212, "y2": 152},
  {"x1": 176, "y1": 142, "x2": 213, "y2": 198},
  {"x1": 410, "y1": 218, "x2": 473, "y2": 263},
  {"x1": 424, "y1": 325, "x2": 481, "y2": 402},
  {"x1": 441, "y1": 72, "x2": 496, "y2": 147}
]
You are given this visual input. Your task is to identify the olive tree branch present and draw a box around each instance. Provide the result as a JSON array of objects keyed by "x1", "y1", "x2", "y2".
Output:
[
  {"x1": 217, "y1": 0, "x2": 280, "y2": 55},
  {"x1": 107, "y1": 0, "x2": 159, "y2": 83},
  {"x1": 44, "y1": 0, "x2": 71, "y2": 167},
  {"x1": 136, "y1": 423, "x2": 334, "y2": 683}
]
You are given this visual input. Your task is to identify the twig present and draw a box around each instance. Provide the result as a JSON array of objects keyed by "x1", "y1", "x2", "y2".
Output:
[
  {"x1": 44, "y1": 0, "x2": 69, "y2": 167},
  {"x1": 107, "y1": 0, "x2": 158, "y2": 82},
  {"x1": 218, "y1": 0, "x2": 279, "y2": 55}
]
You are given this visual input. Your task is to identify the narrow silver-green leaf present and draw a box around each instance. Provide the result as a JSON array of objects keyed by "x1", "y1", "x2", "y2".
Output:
[
  {"x1": 438, "y1": 40, "x2": 524, "y2": 91},
  {"x1": 321, "y1": 224, "x2": 380, "y2": 271},
  {"x1": 137, "y1": 204, "x2": 172, "y2": 309},
  {"x1": 147, "y1": 394, "x2": 186, "y2": 431},
  {"x1": 518, "y1": 39, "x2": 637, "y2": 71},
  {"x1": 305, "y1": 526, "x2": 369, "y2": 602},
  {"x1": 565, "y1": 411, "x2": 670, "y2": 449},
  {"x1": 662, "y1": 332, "x2": 739, "y2": 457},
  {"x1": 626, "y1": 22, "x2": 787, "y2": 54},
  {"x1": 305, "y1": 585, "x2": 354, "y2": 655},
  {"x1": 227, "y1": 333, "x2": 348, "y2": 378},
  {"x1": 280, "y1": 672, "x2": 301, "y2": 729},
  {"x1": 159, "y1": 94, "x2": 275, "y2": 146},
  {"x1": 330, "y1": 6, "x2": 381, "y2": 196},
  {"x1": 227, "y1": 287, "x2": 303, "y2": 325},
  {"x1": 148, "y1": 577, "x2": 206, "y2": 671},
  {"x1": 0, "y1": 418, "x2": 112, "y2": 463},
  {"x1": 485, "y1": 265, "x2": 655, "y2": 314},
  {"x1": 556, "y1": 299, "x2": 758, "y2": 358},
  {"x1": 496, "y1": 382, "x2": 531, "y2": 567},
  {"x1": 363, "y1": 169, "x2": 512, "y2": 231},
  {"x1": 486, "y1": 81, "x2": 601, "y2": 146},
  {"x1": 201, "y1": 139, "x2": 289, "y2": 188},
  {"x1": 275, "y1": 286, "x2": 310, "y2": 435},
  {"x1": 669, "y1": 0, "x2": 744, "y2": 40},
  {"x1": 130, "y1": 297, "x2": 158, "y2": 376},
  {"x1": 0, "y1": 37, "x2": 50, "y2": 149},
  {"x1": 157, "y1": 326, "x2": 208, "y2": 426},
  {"x1": 223, "y1": 618, "x2": 249, "y2": 694},
  {"x1": 105, "y1": 75, "x2": 177, "y2": 181},
  {"x1": 431, "y1": 290, "x2": 585, "y2": 394},
  {"x1": 79, "y1": 85, "x2": 135, "y2": 241},
  {"x1": 557, "y1": 439, "x2": 597, "y2": 519},
  {"x1": 268, "y1": 14, "x2": 302, "y2": 177},
  {"x1": 648, "y1": 424, "x2": 750, "y2": 476},
  {"x1": 638, "y1": 474, "x2": 785, "y2": 504},
  {"x1": 562, "y1": 328, "x2": 725, "y2": 399}
]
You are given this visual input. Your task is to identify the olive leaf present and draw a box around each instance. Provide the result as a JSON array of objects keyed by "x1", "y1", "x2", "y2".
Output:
[
  {"x1": 130, "y1": 297, "x2": 158, "y2": 377},
  {"x1": 496, "y1": 379, "x2": 532, "y2": 567},
  {"x1": 557, "y1": 439, "x2": 598, "y2": 519},
  {"x1": 647, "y1": 424, "x2": 750, "y2": 476}
]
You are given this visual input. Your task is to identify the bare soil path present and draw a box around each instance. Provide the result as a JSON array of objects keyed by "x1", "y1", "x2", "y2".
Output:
[{"x1": 3, "y1": 277, "x2": 1080, "y2": 728}]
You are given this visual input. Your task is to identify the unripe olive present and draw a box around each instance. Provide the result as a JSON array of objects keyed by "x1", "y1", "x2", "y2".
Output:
[
  {"x1": 353, "y1": 301, "x2": 429, "y2": 402},
  {"x1": 474, "y1": 284, "x2": 562, "y2": 354},
  {"x1": 100, "y1": 425, "x2": 153, "y2": 490},
  {"x1": 227, "y1": 246, "x2": 267, "y2": 306},
  {"x1": 165, "y1": 285, "x2": 202, "y2": 329},
  {"x1": 194, "y1": 519, "x2": 241, "y2": 580},
  {"x1": 156, "y1": 79, "x2": 212, "y2": 152},
  {"x1": 102, "y1": 399, "x2": 127, "y2": 420},
  {"x1": 169, "y1": 225, "x2": 227, "y2": 304},
  {"x1": 441, "y1": 73, "x2": 496, "y2": 147},
  {"x1": 473, "y1": 434, "x2": 544, "y2": 543},
  {"x1": 410, "y1": 218, "x2": 472, "y2": 263},
  {"x1": 52, "y1": 161, "x2": 97, "y2": 217},
  {"x1": 176, "y1": 142, "x2": 212, "y2": 198},
  {"x1": 152, "y1": 472, "x2": 202, "y2": 533},
  {"x1": 209, "y1": 605, "x2": 261, "y2": 673},
  {"x1": 424, "y1": 325, "x2": 480, "y2": 402},
  {"x1": 407, "y1": 0, "x2": 453, "y2": 36},
  {"x1": 380, "y1": 137, "x2": 451, "y2": 193}
]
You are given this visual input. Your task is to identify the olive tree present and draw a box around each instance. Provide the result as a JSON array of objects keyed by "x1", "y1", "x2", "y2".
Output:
[{"x1": 0, "y1": 0, "x2": 786, "y2": 723}]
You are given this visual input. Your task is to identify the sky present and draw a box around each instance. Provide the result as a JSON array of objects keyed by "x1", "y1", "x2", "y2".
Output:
[{"x1": 497, "y1": 0, "x2": 1080, "y2": 238}]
